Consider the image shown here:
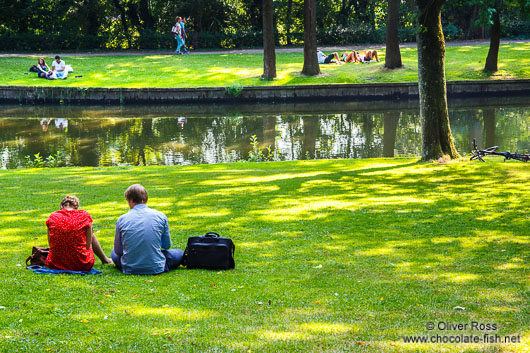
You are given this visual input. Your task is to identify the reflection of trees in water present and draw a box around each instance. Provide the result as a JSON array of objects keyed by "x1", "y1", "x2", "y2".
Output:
[
  {"x1": 1, "y1": 106, "x2": 529, "y2": 168},
  {"x1": 449, "y1": 107, "x2": 530, "y2": 154},
  {"x1": 383, "y1": 112, "x2": 400, "y2": 157},
  {"x1": 494, "y1": 108, "x2": 530, "y2": 153}
]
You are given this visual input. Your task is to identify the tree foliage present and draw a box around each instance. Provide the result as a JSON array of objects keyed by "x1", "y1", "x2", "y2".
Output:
[{"x1": 1, "y1": 0, "x2": 529, "y2": 50}]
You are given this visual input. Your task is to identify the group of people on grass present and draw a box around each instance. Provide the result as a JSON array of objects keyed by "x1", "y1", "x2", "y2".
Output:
[
  {"x1": 318, "y1": 49, "x2": 379, "y2": 64},
  {"x1": 172, "y1": 16, "x2": 190, "y2": 55},
  {"x1": 45, "y1": 184, "x2": 184, "y2": 275},
  {"x1": 31, "y1": 56, "x2": 72, "y2": 79}
]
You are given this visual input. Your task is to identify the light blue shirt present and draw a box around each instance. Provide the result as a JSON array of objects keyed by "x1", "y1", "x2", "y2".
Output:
[{"x1": 114, "y1": 204, "x2": 171, "y2": 274}]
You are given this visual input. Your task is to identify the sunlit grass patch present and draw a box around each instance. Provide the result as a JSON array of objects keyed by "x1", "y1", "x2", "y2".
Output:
[
  {"x1": 0, "y1": 159, "x2": 529, "y2": 352},
  {"x1": 1, "y1": 43, "x2": 529, "y2": 88}
]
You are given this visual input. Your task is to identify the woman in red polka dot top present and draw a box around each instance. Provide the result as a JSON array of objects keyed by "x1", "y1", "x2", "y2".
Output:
[{"x1": 45, "y1": 195, "x2": 112, "y2": 271}]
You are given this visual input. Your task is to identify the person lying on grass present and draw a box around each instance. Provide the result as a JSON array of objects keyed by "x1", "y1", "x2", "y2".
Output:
[
  {"x1": 111, "y1": 184, "x2": 184, "y2": 275},
  {"x1": 341, "y1": 50, "x2": 379, "y2": 63},
  {"x1": 355, "y1": 50, "x2": 379, "y2": 63},
  {"x1": 317, "y1": 50, "x2": 343, "y2": 65},
  {"x1": 46, "y1": 195, "x2": 113, "y2": 271}
]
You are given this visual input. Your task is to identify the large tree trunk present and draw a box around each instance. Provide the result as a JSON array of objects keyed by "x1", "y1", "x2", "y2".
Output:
[
  {"x1": 484, "y1": 9, "x2": 500, "y2": 72},
  {"x1": 384, "y1": 0, "x2": 402, "y2": 69},
  {"x1": 262, "y1": 0, "x2": 277, "y2": 79},
  {"x1": 302, "y1": 0, "x2": 320, "y2": 76},
  {"x1": 383, "y1": 111, "x2": 400, "y2": 157},
  {"x1": 417, "y1": 0, "x2": 459, "y2": 160}
]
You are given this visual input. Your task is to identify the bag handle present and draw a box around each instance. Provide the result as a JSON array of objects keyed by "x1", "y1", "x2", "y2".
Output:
[
  {"x1": 204, "y1": 232, "x2": 220, "y2": 237},
  {"x1": 26, "y1": 254, "x2": 33, "y2": 266}
]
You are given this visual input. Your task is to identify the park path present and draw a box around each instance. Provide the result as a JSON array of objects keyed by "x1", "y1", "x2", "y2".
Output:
[{"x1": 0, "y1": 39, "x2": 528, "y2": 58}]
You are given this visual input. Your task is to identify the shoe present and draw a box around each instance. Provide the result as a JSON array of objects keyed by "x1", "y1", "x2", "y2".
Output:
[{"x1": 184, "y1": 50, "x2": 190, "y2": 54}]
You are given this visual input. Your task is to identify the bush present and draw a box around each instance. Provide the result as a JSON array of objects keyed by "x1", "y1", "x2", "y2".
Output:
[
  {"x1": 317, "y1": 24, "x2": 385, "y2": 45},
  {"x1": 0, "y1": 33, "x2": 109, "y2": 51},
  {"x1": 503, "y1": 19, "x2": 530, "y2": 39},
  {"x1": 195, "y1": 31, "x2": 226, "y2": 49},
  {"x1": 137, "y1": 29, "x2": 174, "y2": 50},
  {"x1": 443, "y1": 24, "x2": 464, "y2": 41}
]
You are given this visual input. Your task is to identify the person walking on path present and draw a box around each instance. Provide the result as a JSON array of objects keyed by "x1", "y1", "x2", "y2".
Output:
[
  {"x1": 180, "y1": 17, "x2": 190, "y2": 54},
  {"x1": 173, "y1": 17, "x2": 185, "y2": 55}
]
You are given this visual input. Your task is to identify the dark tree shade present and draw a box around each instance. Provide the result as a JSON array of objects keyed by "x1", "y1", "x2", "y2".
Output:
[
  {"x1": 302, "y1": 0, "x2": 320, "y2": 76},
  {"x1": 384, "y1": 0, "x2": 402, "y2": 69},
  {"x1": 484, "y1": 9, "x2": 500, "y2": 72},
  {"x1": 262, "y1": 0, "x2": 277, "y2": 79},
  {"x1": 416, "y1": 0, "x2": 460, "y2": 160}
]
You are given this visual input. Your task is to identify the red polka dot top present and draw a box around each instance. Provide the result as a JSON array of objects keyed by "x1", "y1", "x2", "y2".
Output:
[{"x1": 45, "y1": 209, "x2": 95, "y2": 271}]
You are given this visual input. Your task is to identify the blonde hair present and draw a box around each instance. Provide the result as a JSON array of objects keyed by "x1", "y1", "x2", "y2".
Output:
[{"x1": 60, "y1": 195, "x2": 79, "y2": 209}]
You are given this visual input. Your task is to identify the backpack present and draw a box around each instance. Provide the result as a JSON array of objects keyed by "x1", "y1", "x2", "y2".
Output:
[
  {"x1": 184, "y1": 232, "x2": 235, "y2": 270},
  {"x1": 29, "y1": 65, "x2": 38, "y2": 73}
]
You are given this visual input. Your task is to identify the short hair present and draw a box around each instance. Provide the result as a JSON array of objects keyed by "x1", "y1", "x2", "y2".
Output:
[
  {"x1": 124, "y1": 184, "x2": 148, "y2": 203},
  {"x1": 55, "y1": 55, "x2": 60, "y2": 60},
  {"x1": 60, "y1": 195, "x2": 79, "y2": 209}
]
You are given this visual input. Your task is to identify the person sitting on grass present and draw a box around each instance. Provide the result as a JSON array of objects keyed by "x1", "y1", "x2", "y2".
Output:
[
  {"x1": 111, "y1": 184, "x2": 184, "y2": 275},
  {"x1": 50, "y1": 55, "x2": 68, "y2": 79},
  {"x1": 317, "y1": 50, "x2": 343, "y2": 65},
  {"x1": 46, "y1": 195, "x2": 112, "y2": 271},
  {"x1": 37, "y1": 58, "x2": 50, "y2": 78}
]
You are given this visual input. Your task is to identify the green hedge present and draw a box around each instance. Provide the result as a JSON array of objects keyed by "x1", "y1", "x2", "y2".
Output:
[
  {"x1": 0, "y1": 23, "x2": 528, "y2": 51},
  {"x1": 0, "y1": 33, "x2": 109, "y2": 51}
]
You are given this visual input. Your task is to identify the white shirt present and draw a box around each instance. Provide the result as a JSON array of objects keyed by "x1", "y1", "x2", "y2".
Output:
[
  {"x1": 317, "y1": 51, "x2": 326, "y2": 64},
  {"x1": 52, "y1": 60, "x2": 65, "y2": 71}
]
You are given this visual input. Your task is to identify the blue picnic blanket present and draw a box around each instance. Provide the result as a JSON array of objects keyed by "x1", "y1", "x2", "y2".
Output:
[{"x1": 26, "y1": 265, "x2": 101, "y2": 275}]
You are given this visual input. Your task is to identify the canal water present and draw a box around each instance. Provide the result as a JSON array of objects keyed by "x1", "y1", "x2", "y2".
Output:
[{"x1": 1, "y1": 97, "x2": 529, "y2": 168}]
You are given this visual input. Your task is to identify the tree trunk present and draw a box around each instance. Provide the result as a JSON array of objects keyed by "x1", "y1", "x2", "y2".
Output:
[
  {"x1": 383, "y1": 111, "x2": 400, "y2": 157},
  {"x1": 416, "y1": 0, "x2": 459, "y2": 160},
  {"x1": 262, "y1": 0, "x2": 277, "y2": 79},
  {"x1": 86, "y1": 0, "x2": 101, "y2": 36},
  {"x1": 138, "y1": 0, "x2": 155, "y2": 30},
  {"x1": 484, "y1": 9, "x2": 500, "y2": 72},
  {"x1": 483, "y1": 108, "x2": 496, "y2": 148},
  {"x1": 384, "y1": 0, "x2": 402, "y2": 69},
  {"x1": 302, "y1": 0, "x2": 320, "y2": 76},
  {"x1": 112, "y1": 0, "x2": 132, "y2": 48},
  {"x1": 285, "y1": 0, "x2": 293, "y2": 45}
]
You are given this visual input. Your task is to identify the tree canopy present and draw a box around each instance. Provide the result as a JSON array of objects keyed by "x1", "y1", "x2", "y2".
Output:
[{"x1": 0, "y1": 0, "x2": 528, "y2": 50}]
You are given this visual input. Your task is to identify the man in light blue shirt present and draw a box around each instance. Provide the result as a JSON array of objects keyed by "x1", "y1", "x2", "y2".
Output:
[{"x1": 111, "y1": 184, "x2": 183, "y2": 274}]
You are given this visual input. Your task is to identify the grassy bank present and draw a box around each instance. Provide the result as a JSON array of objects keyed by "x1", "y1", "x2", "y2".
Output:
[
  {"x1": 3, "y1": 43, "x2": 530, "y2": 88},
  {"x1": 0, "y1": 159, "x2": 529, "y2": 352}
]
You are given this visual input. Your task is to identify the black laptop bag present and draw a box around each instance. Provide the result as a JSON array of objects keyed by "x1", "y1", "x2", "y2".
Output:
[{"x1": 184, "y1": 232, "x2": 235, "y2": 270}]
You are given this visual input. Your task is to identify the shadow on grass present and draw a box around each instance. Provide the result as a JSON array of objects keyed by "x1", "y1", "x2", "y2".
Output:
[{"x1": 0, "y1": 159, "x2": 529, "y2": 352}]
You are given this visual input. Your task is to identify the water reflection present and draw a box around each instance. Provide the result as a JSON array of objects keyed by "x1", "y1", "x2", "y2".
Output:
[{"x1": 0, "y1": 103, "x2": 529, "y2": 168}]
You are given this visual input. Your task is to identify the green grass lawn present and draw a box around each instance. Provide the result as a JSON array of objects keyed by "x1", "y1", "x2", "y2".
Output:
[
  {"x1": 2, "y1": 43, "x2": 530, "y2": 88},
  {"x1": 0, "y1": 158, "x2": 529, "y2": 352}
]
